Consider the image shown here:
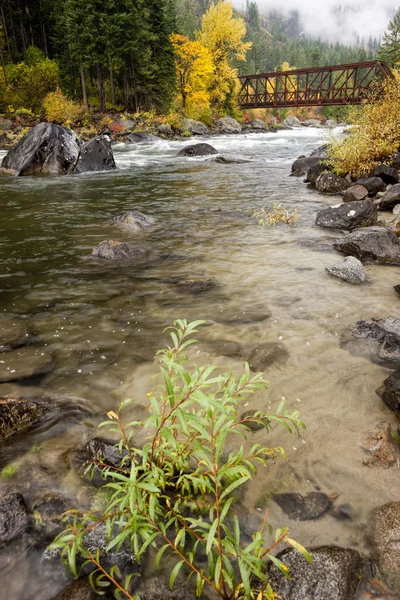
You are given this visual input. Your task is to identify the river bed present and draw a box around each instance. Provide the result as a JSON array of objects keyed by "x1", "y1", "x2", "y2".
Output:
[{"x1": 0, "y1": 128, "x2": 399, "y2": 599}]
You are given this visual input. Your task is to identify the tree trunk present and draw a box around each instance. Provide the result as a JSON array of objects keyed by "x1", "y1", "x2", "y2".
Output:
[
  {"x1": 109, "y1": 60, "x2": 116, "y2": 106},
  {"x1": 1, "y1": 6, "x2": 12, "y2": 62},
  {"x1": 80, "y1": 64, "x2": 88, "y2": 109},
  {"x1": 97, "y1": 64, "x2": 106, "y2": 112},
  {"x1": 0, "y1": 41, "x2": 8, "y2": 84}
]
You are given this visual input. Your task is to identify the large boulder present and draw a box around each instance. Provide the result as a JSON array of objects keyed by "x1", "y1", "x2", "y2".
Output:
[
  {"x1": 91, "y1": 240, "x2": 148, "y2": 261},
  {"x1": 355, "y1": 176, "x2": 385, "y2": 196},
  {"x1": 291, "y1": 156, "x2": 321, "y2": 176},
  {"x1": 342, "y1": 185, "x2": 368, "y2": 203},
  {"x1": 127, "y1": 132, "x2": 160, "y2": 143},
  {"x1": 325, "y1": 256, "x2": 366, "y2": 284},
  {"x1": 215, "y1": 116, "x2": 242, "y2": 133},
  {"x1": 0, "y1": 118, "x2": 12, "y2": 131},
  {"x1": 310, "y1": 145, "x2": 329, "y2": 158},
  {"x1": 0, "y1": 493, "x2": 28, "y2": 545},
  {"x1": 157, "y1": 123, "x2": 173, "y2": 136},
  {"x1": 325, "y1": 119, "x2": 338, "y2": 128},
  {"x1": 0, "y1": 396, "x2": 52, "y2": 441},
  {"x1": 181, "y1": 118, "x2": 209, "y2": 136},
  {"x1": 112, "y1": 210, "x2": 155, "y2": 230},
  {"x1": 178, "y1": 143, "x2": 218, "y2": 157},
  {"x1": 266, "y1": 546, "x2": 371, "y2": 600},
  {"x1": 305, "y1": 162, "x2": 329, "y2": 184},
  {"x1": 377, "y1": 368, "x2": 400, "y2": 413},
  {"x1": 316, "y1": 199, "x2": 377, "y2": 231},
  {"x1": 342, "y1": 318, "x2": 400, "y2": 366},
  {"x1": 282, "y1": 115, "x2": 301, "y2": 128},
  {"x1": 370, "y1": 164, "x2": 399, "y2": 184},
  {"x1": 333, "y1": 226, "x2": 400, "y2": 265},
  {"x1": 1, "y1": 122, "x2": 80, "y2": 176},
  {"x1": 377, "y1": 183, "x2": 400, "y2": 210},
  {"x1": 73, "y1": 135, "x2": 116, "y2": 174},
  {"x1": 301, "y1": 118, "x2": 322, "y2": 127},
  {"x1": 315, "y1": 172, "x2": 350, "y2": 194},
  {"x1": 251, "y1": 119, "x2": 266, "y2": 130},
  {"x1": 370, "y1": 502, "x2": 400, "y2": 591}
]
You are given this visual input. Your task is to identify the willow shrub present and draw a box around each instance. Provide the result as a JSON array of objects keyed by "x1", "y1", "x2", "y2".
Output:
[
  {"x1": 51, "y1": 320, "x2": 309, "y2": 599},
  {"x1": 328, "y1": 77, "x2": 400, "y2": 178}
]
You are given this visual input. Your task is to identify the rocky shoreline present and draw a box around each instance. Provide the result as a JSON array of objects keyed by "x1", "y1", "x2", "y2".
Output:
[{"x1": 1, "y1": 126, "x2": 400, "y2": 599}]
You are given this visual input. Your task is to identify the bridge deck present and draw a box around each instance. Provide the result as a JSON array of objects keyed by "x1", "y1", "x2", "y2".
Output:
[{"x1": 238, "y1": 61, "x2": 393, "y2": 109}]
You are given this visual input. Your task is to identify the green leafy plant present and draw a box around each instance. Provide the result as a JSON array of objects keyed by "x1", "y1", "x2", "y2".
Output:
[
  {"x1": 51, "y1": 320, "x2": 309, "y2": 599},
  {"x1": 251, "y1": 204, "x2": 298, "y2": 227}
]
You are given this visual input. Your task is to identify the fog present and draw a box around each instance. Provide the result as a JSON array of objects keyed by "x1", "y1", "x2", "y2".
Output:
[{"x1": 235, "y1": 1, "x2": 398, "y2": 44}]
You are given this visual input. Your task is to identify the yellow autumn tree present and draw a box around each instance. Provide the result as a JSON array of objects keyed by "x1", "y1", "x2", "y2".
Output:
[
  {"x1": 170, "y1": 33, "x2": 214, "y2": 121},
  {"x1": 197, "y1": 1, "x2": 251, "y2": 114},
  {"x1": 281, "y1": 61, "x2": 298, "y2": 101}
]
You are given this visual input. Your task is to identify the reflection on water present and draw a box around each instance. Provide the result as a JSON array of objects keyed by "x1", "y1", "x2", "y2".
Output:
[{"x1": 0, "y1": 129, "x2": 399, "y2": 599}]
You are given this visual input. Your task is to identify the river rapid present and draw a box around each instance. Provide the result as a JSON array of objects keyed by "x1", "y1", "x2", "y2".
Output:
[{"x1": 0, "y1": 128, "x2": 399, "y2": 599}]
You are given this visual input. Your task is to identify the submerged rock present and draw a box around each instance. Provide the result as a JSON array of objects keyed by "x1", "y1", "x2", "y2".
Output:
[
  {"x1": 178, "y1": 143, "x2": 218, "y2": 157},
  {"x1": 216, "y1": 306, "x2": 272, "y2": 325},
  {"x1": 91, "y1": 240, "x2": 148, "y2": 261},
  {"x1": 0, "y1": 493, "x2": 28, "y2": 545},
  {"x1": 267, "y1": 546, "x2": 372, "y2": 600},
  {"x1": 175, "y1": 277, "x2": 218, "y2": 293},
  {"x1": 326, "y1": 256, "x2": 366, "y2": 284},
  {"x1": 112, "y1": 210, "x2": 156, "y2": 230},
  {"x1": 215, "y1": 116, "x2": 242, "y2": 133},
  {"x1": 377, "y1": 368, "x2": 400, "y2": 413},
  {"x1": 73, "y1": 135, "x2": 116, "y2": 174},
  {"x1": 333, "y1": 226, "x2": 400, "y2": 265},
  {"x1": 247, "y1": 342, "x2": 289, "y2": 372},
  {"x1": 32, "y1": 494, "x2": 70, "y2": 541},
  {"x1": 315, "y1": 172, "x2": 350, "y2": 194},
  {"x1": 0, "y1": 396, "x2": 52, "y2": 441},
  {"x1": 0, "y1": 347, "x2": 54, "y2": 383},
  {"x1": 370, "y1": 502, "x2": 400, "y2": 591},
  {"x1": 1, "y1": 123, "x2": 80, "y2": 176},
  {"x1": 127, "y1": 132, "x2": 160, "y2": 143},
  {"x1": 362, "y1": 423, "x2": 397, "y2": 467},
  {"x1": 213, "y1": 155, "x2": 251, "y2": 164},
  {"x1": 316, "y1": 200, "x2": 377, "y2": 231},
  {"x1": 342, "y1": 318, "x2": 400, "y2": 367},
  {"x1": 0, "y1": 320, "x2": 28, "y2": 352},
  {"x1": 273, "y1": 492, "x2": 332, "y2": 521},
  {"x1": 355, "y1": 176, "x2": 385, "y2": 196},
  {"x1": 342, "y1": 185, "x2": 369, "y2": 203},
  {"x1": 205, "y1": 339, "x2": 243, "y2": 358}
]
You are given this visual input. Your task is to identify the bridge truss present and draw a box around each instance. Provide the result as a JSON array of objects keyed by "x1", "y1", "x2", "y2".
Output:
[{"x1": 238, "y1": 61, "x2": 393, "y2": 109}]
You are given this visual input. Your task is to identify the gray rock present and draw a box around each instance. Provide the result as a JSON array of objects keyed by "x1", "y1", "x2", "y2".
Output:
[
  {"x1": 0, "y1": 493, "x2": 28, "y2": 545},
  {"x1": 175, "y1": 277, "x2": 217, "y2": 293},
  {"x1": 370, "y1": 502, "x2": 400, "y2": 590},
  {"x1": 377, "y1": 368, "x2": 400, "y2": 413},
  {"x1": 91, "y1": 240, "x2": 148, "y2": 261},
  {"x1": 215, "y1": 116, "x2": 242, "y2": 133},
  {"x1": 0, "y1": 119, "x2": 12, "y2": 131},
  {"x1": 213, "y1": 155, "x2": 251, "y2": 164},
  {"x1": 301, "y1": 118, "x2": 322, "y2": 127},
  {"x1": 181, "y1": 118, "x2": 209, "y2": 135},
  {"x1": 112, "y1": 210, "x2": 156, "y2": 230},
  {"x1": 135, "y1": 576, "x2": 188, "y2": 600},
  {"x1": 395, "y1": 284, "x2": 400, "y2": 294},
  {"x1": 355, "y1": 176, "x2": 385, "y2": 196},
  {"x1": 342, "y1": 318, "x2": 400, "y2": 366},
  {"x1": 247, "y1": 342, "x2": 289, "y2": 372},
  {"x1": 326, "y1": 256, "x2": 366, "y2": 284},
  {"x1": 157, "y1": 123, "x2": 173, "y2": 136},
  {"x1": 267, "y1": 546, "x2": 372, "y2": 600},
  {"x1": 394, "y1": 204, "x2": 400, "y2": 215},
  {"x1": 310, "y1": 145, "x2": 329, "y2": 158},
  {"x1": 33, "y1": 494, "x2": 69, "y2": 541},
  {"x1": 84, "y1": 437, "x2": 130, "y2": 470},
  {"x1": 333, "y1": 226, "x2": 400, "y2": 265},
  {"x1": 292, "y1": 156, "x2": 322, "y2": 176},
  {"x1": 282, "y1": 115, "x2": 301, "y2": 128},
  {"x1": 127, "y1": 132, "x2": 160, "y2": 143},
  {"x1": 343, "y1": 185, "x2": 369, "y2": 203},
  {"x1": 377, "y1": 183, "x2": 400, "y2": 210},
  {"x1": 325, "y1": 119, "x2": 338, "y2": 128},
  {"x1": 73, "y1": 135, "x2": 116, "y2": 174},
  {"x1": 1, "y1": 123, "x2": 80, "y2": 176},
  {"x1": 370, "y1": 164, "x2": 399, "y2": 184},
  {"x1": 0, "y1": 396, "x2": 52, "y2": 441},
  {"x1": 0, "y1": 347, "x2": 54, "y2": 383},
  {"x1": 205, "y1": 339, "x2": 243, "y2": 358},
  {"x1": 178, "y1": 143, "x2": 218, "y2": 157},
  {"x1": 389, "y1": 214, "x2": 400, "y2": 237},
  {"x1": 0, "y1": 320, "x2": 28, "y2": 352},
  {"x1": 52, "y1": 578, "x2": 114, "y2": 600},
  {"x1": 273, "y1": 492, "x2": 331, "y2": 520},
  {"x1": 316, "y1": 199, "x2": 377, "y2": 231},
  {"x1": 216, "y1": 306, "x2": 272, "y2": 325},
  {"x1": 251, "y1": 119, "x2": 266, "y2": 130},
  {"x1": 315, "y1": 172, "x2": 350, "y2": 194},
  {"x1": 305, "y1": 162, "x2": 329, "y2": 185}
]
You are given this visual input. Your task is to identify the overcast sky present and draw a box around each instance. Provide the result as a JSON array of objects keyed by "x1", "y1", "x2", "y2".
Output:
[{"x1": 236, "y1": 1, "x2": 398, "y2": 44}]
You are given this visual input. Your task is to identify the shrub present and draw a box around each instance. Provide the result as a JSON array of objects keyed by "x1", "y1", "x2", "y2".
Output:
[
  {"x1": 252, "y1": 204, "x2": 298, "y2": 227},
  {"x1": 52, "y1": 320, "x2": 309, "y2": 599},
  {"x1": 328, "y1": 76, "x2": 400, "y2": 178},
  {"x1": 43, "y1": 88, "x2": 83, "y2": 127}
]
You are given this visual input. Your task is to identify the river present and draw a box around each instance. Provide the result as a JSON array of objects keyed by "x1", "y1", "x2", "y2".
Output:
[{"x1": 0, "y1": 128, "x2": 399, "y2": 599}]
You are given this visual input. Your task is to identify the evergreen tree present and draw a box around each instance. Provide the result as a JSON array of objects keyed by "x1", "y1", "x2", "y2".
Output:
[{"x1": 379, "y1": 8, "x2": 400, "y2": 67}]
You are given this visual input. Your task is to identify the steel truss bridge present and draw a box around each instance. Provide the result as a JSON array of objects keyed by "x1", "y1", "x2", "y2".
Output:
[{"x1": 238, "y1": 61, "x2": 393, "y2": 109}]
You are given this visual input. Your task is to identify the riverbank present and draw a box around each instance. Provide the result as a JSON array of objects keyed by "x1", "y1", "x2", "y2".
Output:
[{"x1": 0, "y1": 128, "x2": 399, "y2": 599}]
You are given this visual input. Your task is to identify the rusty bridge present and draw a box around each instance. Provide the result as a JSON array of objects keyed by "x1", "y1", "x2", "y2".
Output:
[{"x1": 238, "y1": 61, "x2": 393, "y2": 109}]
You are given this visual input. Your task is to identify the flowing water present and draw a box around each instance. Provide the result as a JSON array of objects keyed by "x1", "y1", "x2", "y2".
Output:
[{"x1": 0, "y1": 129, "x2": 399, "y2": 599}]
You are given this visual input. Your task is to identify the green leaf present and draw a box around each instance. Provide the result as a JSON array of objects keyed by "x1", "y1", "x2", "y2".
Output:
[
  {"x1": 206, "y1": 518, "x2": 219, "y2": 555},
  {"x1": 238, "y1": 558, "x2": 250, "y2": 597},
  {"x1": 154, "y1": 544, "x2": 170, "y2": 569},
  {"x1": 219, "y1": 474, "x2": 250, "y2": 502},
  {"x1": 286, "y1": 538, "x2": 313, "y2": 563},
  {"x1": 169, "y1": 560, "x2": 184, "y2": 589}
]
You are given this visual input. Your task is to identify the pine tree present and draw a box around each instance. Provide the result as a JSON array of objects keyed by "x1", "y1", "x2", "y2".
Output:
[{"x1": 379, "y1": 8, "x2": 400, "y2": 67}]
